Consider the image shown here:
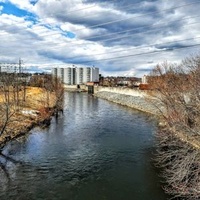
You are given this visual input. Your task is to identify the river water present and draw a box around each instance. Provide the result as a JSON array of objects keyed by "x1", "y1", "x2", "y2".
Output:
[{"x1": 0, "y1": 92, "x2": 168, "y2": 200}]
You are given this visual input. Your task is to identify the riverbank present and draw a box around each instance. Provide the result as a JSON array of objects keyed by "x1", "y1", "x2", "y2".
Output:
[
  {"x1": 0, "y1": 87, "x2": 57, "y2": 150},
  {"x1": 94, "y1": 88, "x2": 200, "y2": 149},
  {"x1": 94, "y1": 88, "x2": 163, "y2": 116},
  {"x1": 94, "y1": 87, "x2": 200, "y2": 199},
  {"x1": 0, "y1": 91, "x2": 168, "y2": 200}
]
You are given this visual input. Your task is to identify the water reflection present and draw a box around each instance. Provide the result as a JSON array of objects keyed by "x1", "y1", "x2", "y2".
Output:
[{"x1": 0, "y1": 92, "x2": 168, "y2": 200}]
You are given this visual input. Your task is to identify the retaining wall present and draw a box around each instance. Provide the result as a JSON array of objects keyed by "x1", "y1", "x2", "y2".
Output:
[
  {"x1": 94, "y1": 87, "x2": 162, "y2": 115},
  {"x1": 95, "y1": 86, "x2": 148, "y2": 97}
]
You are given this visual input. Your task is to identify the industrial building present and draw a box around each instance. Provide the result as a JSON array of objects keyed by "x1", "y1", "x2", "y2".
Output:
[{"x1": 52, "y1": 65, "x2": 99, "y2": 85}]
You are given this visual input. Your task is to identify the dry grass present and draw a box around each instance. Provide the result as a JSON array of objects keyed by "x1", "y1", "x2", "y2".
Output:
[
  {"x1": 25, "y1": 86, "x2": 56, "y2": 109},
  {"x1": 0, "y1": 87, "x2": 56, "y2": 146}
]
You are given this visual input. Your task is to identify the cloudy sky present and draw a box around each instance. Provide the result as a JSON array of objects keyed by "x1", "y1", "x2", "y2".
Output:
[{"x1": 0, "y1": 0, "x2": 200, "y2": 76}]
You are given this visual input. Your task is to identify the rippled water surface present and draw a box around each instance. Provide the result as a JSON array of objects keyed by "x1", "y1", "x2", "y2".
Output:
[{"x1": 0, "y1": 92, "x2": 168, "y2": 200}]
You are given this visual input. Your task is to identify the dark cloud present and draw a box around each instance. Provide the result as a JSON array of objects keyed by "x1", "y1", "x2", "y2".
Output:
[{"x1": 0, "y1": 0, "x2": 200, "y2": 76}]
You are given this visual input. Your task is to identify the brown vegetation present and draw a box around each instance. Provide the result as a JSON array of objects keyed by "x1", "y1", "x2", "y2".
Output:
[
  {"x1": 0, "y1": 73, "x2": 64, "y2": 150},
  {"x1": 155, "y1": 129, "x2": 200, "y2": 200},
  {"x1": 139, "y1": 83, "x2": 150, "y2": 90},
  {"x1": 148, "y1": 56, "x2": 200, "y2": 199}
]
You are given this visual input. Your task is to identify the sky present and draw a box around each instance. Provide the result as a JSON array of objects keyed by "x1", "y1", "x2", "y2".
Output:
[{"x1": 0, "y1": 0, "x2": 200, "y2": 77}]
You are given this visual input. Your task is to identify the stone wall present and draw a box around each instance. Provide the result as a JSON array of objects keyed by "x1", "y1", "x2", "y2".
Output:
[{"x1": 94, "y1": 87, "x2": 162, "y2": 115}]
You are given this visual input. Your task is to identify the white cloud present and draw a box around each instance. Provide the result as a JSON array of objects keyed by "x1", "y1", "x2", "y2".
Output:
[
  {"x1": 0, "y1": 0, "x2": 200, "y2": 76},
  {"x1": 8, "y1": 0, "x2": 34, "y2": 12}
]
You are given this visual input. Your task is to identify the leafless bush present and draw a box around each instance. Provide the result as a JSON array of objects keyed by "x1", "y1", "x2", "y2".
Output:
[
  {"x1": 0, "y1": 73, "x2": 18, "y2": 136},
  {"x1": 42, "y1": 74, "x2": 64, "y2": 116},
  {"x1": 155, "y1": 129, "x2": 200, "y2": 199},
  {"x1": 148, "y1": 55, "x2": 200, "y2": 199},
  {"x1": 148, "y1": 60, "x2": 200, "y2": 132}
]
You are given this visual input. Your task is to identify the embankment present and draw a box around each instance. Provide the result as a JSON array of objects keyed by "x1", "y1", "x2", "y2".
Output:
[
  {"x1": 0, "y1": 87, "x2": 58, "y2": 150},
  {"x1": 94, "y1": 87, "x2": 200, "y2": 199},
  {"x1": 94, "y1": 87, "x2": 162, "y2": 116}
]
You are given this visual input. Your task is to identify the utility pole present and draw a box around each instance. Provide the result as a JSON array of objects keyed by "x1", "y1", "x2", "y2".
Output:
[
  {"x1": 19, "y1": 58, "x2": 27, "y2": 102},
  {"x1": 16, "y1": 58, "x2": 23, "y2": 106},
  {"x1": 19, "y1": 58, "x2": 22, "y2": 73}
]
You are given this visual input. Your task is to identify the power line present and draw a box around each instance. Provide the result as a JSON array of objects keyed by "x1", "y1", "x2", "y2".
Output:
[
  {"x1": 75, "y1": 1, "x2": 200, "y2": 31},
  {"x1": 28, "y1": 21, "x2": 200, "y2": 49},
  {"x1": 58, "y1": 36, "x2": 200, "y2": 58},
  {"x1": 25, "y1": 22, "x2": 200, "y2": 52},
  {"x1": 86, "y1": 21, "x2": 200, "y2": 44},
  {"x1": 25, "y1": 15, "x2": 195, "y2": 43},
  {"x1": 53, "y1": 0, "x2": 118, "y2": 16},
  {"x1": 1, "y1": 14, "x2": 200, "y2": 49},
  {"x1": 18, "y1": 39, "x2": 200, "y2": 66},
  {"x1": 29, "y1": 43, "x2": 200, "y2": 67},
  {"x1": 28, "y1": 41, "x2": 200, "y2": 68},
  {"x1": 25, "y1": 14, "x2": 200, "y2": 43},
  {"x1": 27, "y1": 1, "x2": 200, "y2": 37},
  {"x1": 1, "y1": 32, "x2": 200, "y2": 67},
  {"x1": 1, "y1": 1, "x2": 200, "y2": 65},
  {"x1": 0, "y1": 0, "x2": 140, "y2": 32},
  {"x1": 0, "y1": 0, "x2": 199, "y2": 41},
  {"x1": 65, "y1": 43, "x2": 200, "y2": 64},
  {"x1": 20, "y1": 0, "x2": 118, "y2": 31},
  {"x1": 0, "y1": 2, "x2": 198, "y2": 57},
  {"x1": 82, "y1": 14, "x2": 200, "y2": 40},
  {"x1": 39, "y1": 0, "x2": 150, "y2": 26}
]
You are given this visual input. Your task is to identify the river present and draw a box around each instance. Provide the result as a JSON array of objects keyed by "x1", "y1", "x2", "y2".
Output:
[{"x1": 0, "y1": 92, "x2": 168, "y2": 200}]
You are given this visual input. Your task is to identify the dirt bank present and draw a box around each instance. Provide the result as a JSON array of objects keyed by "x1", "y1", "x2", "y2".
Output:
[{"x1": 0, "y1": 87, "x2": 57, "y2": 150}]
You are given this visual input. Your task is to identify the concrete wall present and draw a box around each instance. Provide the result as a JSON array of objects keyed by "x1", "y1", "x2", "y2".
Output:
[
  {"x1": 95, "y1": 86, "x2": 148, "y2": 97},
  {"x1": 64, "y1": 85, "x2": 77, "y2": 90},
  {"x1": 64, "y1": 84, "x2": 88, "y2": 91}
]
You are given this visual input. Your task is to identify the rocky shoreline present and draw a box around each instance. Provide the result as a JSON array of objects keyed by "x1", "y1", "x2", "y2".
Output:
[
  {"x1": 94, "y1": 89, "x2": 200, "y2": 199},
  {"x1": 94, "y1": 90, "x2": 162, "y2": 116}
]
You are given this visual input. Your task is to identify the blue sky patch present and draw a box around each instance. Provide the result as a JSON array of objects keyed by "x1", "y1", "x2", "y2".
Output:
[
  {"x1": 1, "y1": 1, "x2": 37, "y2": 22},
  {"x1": 61, "y1": 31, "x2": 76, "y2": 39},
  {"x1": 66, "y1": 31, "x2": 76, "y2": 39},
  {"x1": 47, "y1": 25, "x2": 76, "y2": 39},
  {"x1": 53, "y1": 25, "x2": 76, "y2": 39},
  {"x1": 2, "y1": 2, "x2": 28, "y2": 17},
  {"x1": 0, "y1": 0, "x2": 199, "y2": 77}
]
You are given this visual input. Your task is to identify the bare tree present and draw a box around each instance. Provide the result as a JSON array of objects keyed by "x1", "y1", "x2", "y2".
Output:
[
  {"x1": 154, "y1": 129, "x2": 200, "y2": 200},
  {"x1": 148, "y1": 60, "x2": 200, "y2": 132},
  {"x1": 0, "y1": 72, "x2": 64, "y2": 151},
  {"x1": 44, "y1": 75, "x2": 64, "y2": 118},
  {"x1": 0, "y1": 72, "x2": 28, "y2": 142},
  {"x1": 148, "y1": 56, "x2": 200, "y2": 199},
  {"x1": 0, "y1": 73, "x2": 18, "y2": 137},
  {"x1": 32, "y1": 74, "x2": 64, "y2": 119}
]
